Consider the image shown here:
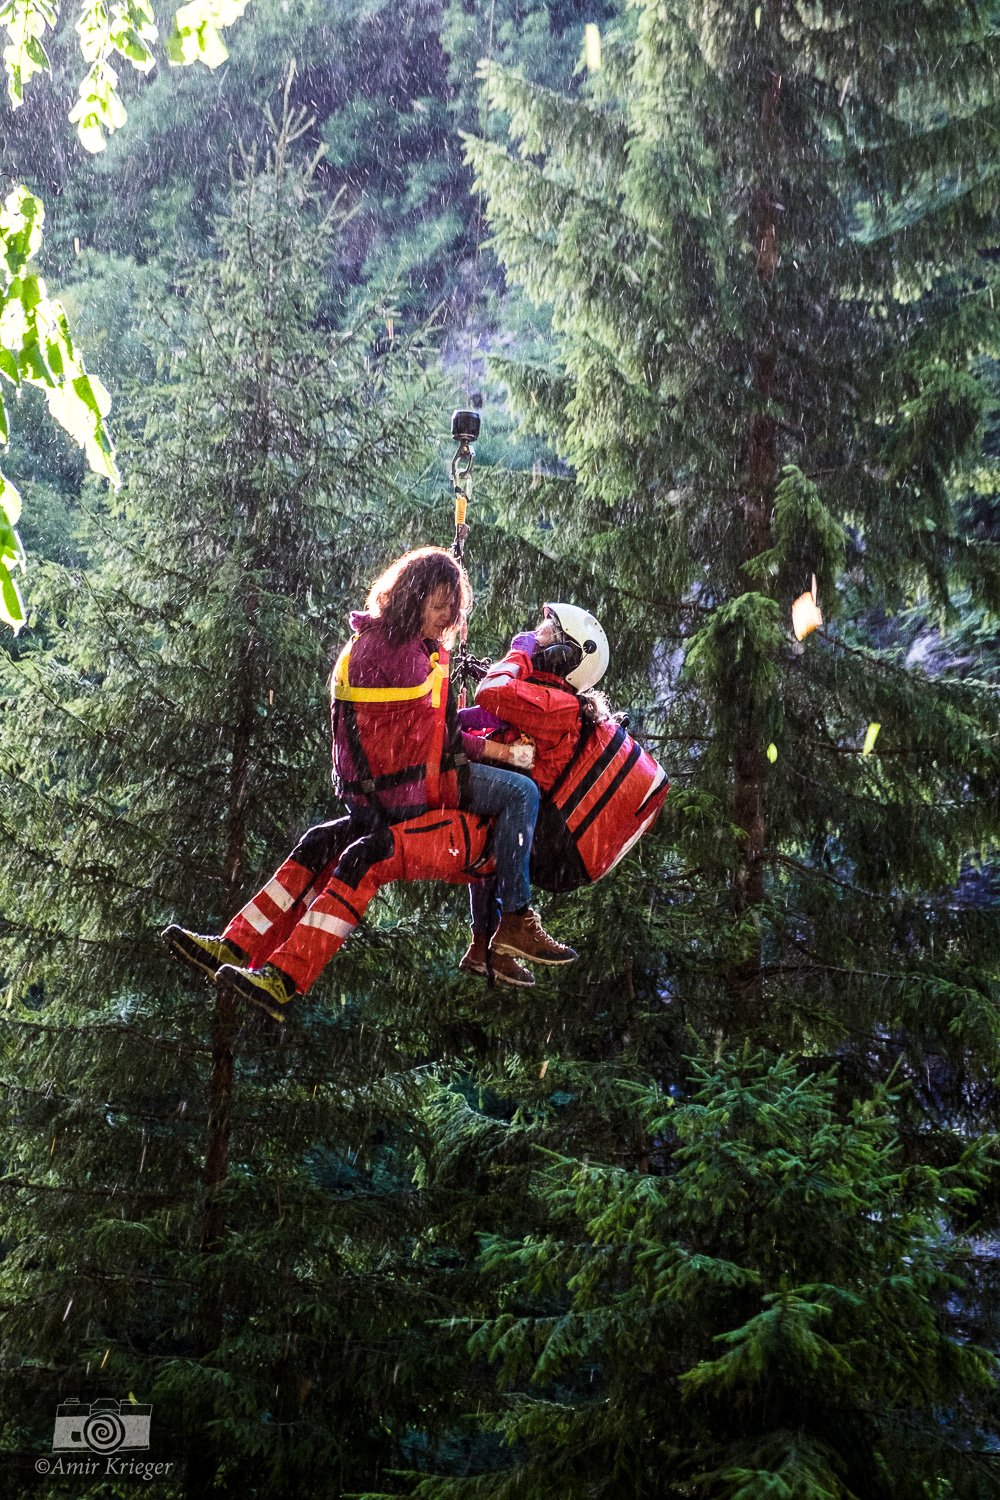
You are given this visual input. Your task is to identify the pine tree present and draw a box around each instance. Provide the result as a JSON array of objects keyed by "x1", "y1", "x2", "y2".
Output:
[
  {"x1": 382, "y1": 1, "x2": 1000, "y2": 1492},
  {"x1": 0, "y1": 113, "x2": 466, "y2": 1497},
  {"x1": 414, "y1": 1053, "x2": 997, "y2": 1499},
  {"x1": 0, "y1": 0, "x2": 615, "y2": 632}
]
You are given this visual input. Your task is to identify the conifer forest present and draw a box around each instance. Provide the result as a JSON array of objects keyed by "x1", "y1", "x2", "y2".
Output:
[{"x1": 3, "y1": 1, "x2": 1000, "y2": 1496}]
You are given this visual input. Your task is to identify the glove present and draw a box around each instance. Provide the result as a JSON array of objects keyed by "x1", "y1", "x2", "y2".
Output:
[{"x1": 532, "y1": 641, "x2": 581, "y2": 678}]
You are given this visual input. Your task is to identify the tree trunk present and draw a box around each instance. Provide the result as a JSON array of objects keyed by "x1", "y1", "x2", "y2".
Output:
[
  {"x1": 202, "y1": 629, "x2": 257, "y2": 1250},
  {"x1": 728, "y1": 41, "x2": 783, "y2": 1004},
  {"x1": 184, "y1": 633, "x2": 258, "y2": 1499},
  {"x1": 189, "y1": 629, "x2": 257, "y2": 1450}
]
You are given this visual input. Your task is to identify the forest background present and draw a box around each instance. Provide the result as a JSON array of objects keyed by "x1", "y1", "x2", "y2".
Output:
[{"x1": 1, "y1": 2, "x2": 999, "y2": 1497}]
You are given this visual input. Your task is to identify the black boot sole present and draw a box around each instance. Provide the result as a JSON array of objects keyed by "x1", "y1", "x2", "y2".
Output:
[
  {"x1": 458, "y1": 958, "x2": 535, "y2": 988},
  {"x1": 216, "y1": 966, "x2": 291, "y2": 1025},
  {"x1": 161, "y1": 925, "x2": 237, "y2": 981},
  {"x1": 491, "y1": 943, "x2": 577, "y2": 967}
]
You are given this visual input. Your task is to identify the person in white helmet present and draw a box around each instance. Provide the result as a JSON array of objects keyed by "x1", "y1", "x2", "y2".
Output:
[
  {"x1": 160, "y1": 599, "x2": 668, "y2": 1016},
  {"x1": 456, "y1": 602, "x2": 617, "y2": 986}
]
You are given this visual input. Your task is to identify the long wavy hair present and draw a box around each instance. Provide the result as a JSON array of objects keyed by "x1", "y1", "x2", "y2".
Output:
[
  {"x1": 578, "y1": 687, "x2": 613, "y2": 726},
  {"x1": 366, "y1": 547, "x2": 472, "y2": 644}
]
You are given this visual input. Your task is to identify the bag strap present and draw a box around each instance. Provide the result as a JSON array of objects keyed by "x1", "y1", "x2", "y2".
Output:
[{"x1": 545, "y1": 708, "x2": 592, "y2": 804}]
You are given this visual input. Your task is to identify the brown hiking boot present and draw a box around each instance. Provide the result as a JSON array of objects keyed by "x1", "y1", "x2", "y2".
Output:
[
  {"x1": 458, "y1": 933, "x2": 534, "y2": 988},
  {"x1": 491, "y1": 908, "x2": 577, "y2": 966}
]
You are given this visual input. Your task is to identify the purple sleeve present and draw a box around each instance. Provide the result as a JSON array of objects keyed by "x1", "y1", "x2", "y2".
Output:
[
  {"x1": 458, "y1": 705, "x2": 506, "y2": 735},
  {"x1": 460, "y1": 730, "x2": 489, "y2": 762},
  {"x1": 456, "y1": 704, "x2": 508, "y2": 763}
]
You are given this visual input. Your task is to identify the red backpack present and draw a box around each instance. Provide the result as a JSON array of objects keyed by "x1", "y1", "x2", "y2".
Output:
[{"x1": 532, "y1": 720, "x2": 669, "y2": 890}]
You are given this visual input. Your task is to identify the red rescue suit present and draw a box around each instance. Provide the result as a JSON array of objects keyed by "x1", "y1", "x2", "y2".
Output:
[
  {"x1": 329, "y1": 630, "x2": 467, "y2": 828},
  {"x1": 475, "y1": 649, "x2": 581, "y2": 792},
  {"x1": 223, "y1": 811, "x2": 495, "y2": 993}
]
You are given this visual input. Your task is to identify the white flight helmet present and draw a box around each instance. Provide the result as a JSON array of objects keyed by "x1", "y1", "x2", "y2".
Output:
[{"x1": 543, "y1": 602, "x2": 610, "y2": 692}]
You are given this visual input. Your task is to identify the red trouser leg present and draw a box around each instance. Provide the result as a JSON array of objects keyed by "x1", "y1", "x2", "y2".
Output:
[
  {"x1": 268, "y1": 845, "x2": 404, "y2": 994},
  {"x1": 221, "y1": 818, "x2": 355, "y2": 965},
  {"x1": 268, "y1": 812, "x2": 494, "y2": 996},
  {"x1": 223, "y1": 858, "x2": 331, "y2": 967}
]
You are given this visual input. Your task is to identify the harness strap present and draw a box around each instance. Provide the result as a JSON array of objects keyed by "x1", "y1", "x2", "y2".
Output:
[
  {"x1": 334, "y1": 697, "x2": 386, "y2": 819},
  {"x1": 333, "y1": 636, "x2": 454, "y2": 817},
  {"x1": 339, "y1": 764, "x2": 427, "y2": 795},
  {"x1": 332, "y1": 640, "x2": 448, "y2": 707}
]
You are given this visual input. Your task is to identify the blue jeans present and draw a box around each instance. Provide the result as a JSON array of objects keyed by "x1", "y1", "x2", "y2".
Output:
[
  {"x1": 469, "y1": 877, "x2": 501, "y2": 937},
  {"x1": 462, "y1": 762, "x2": 539, "y2": 916}
]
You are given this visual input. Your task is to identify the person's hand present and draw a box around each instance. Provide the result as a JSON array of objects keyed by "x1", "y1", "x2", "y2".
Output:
[
  {"x1": 507, "y1": 740, "x2": 536, "y2": 770},
  {"x1": 481, "y1": 737, "x2": 536, "y2": 770}
]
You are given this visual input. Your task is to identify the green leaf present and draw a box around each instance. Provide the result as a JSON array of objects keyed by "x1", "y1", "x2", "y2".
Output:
[
  {"x1": 23, "y1": 32, "x2": 45, "y2": 66},
  {"x1": 17, "y1": 271, "x2": 42, "y2": 311},
  {"x1": 69, "y1": 2, "x2": 158, "y2": 148},
  {"x1": 0, "y1": 346, "x2": 18, "y2": 384},
  {"x1": 1, "y1": 0, "x2": 58, "y2": 108},
  {"x1": 167, "y1": 0, "x2": 248, "y2": 70},
  {"x1": 0, "y1": 465, "x2": 22, "y2": 527},
  {"x1": 0, "y1": 197, "x2": 121, "y2": 618},
  {"x1": 72, "y1": 371, "x2": 112, "y2": 419},
  {"x1": 0, "y1": 470, "x2": 24, "y2": 630},
  {"x1": 73, "y1": 114, "x2": 111, "y2": 154},
  {"x1": 0, "y1": 556, "x2": 24, "y2": 630},
  {"x1": 44, "y1": 334, "x2": 64, "y2": 378},
  {"x1": 0, "y1": 185, "x2": 45, "y2": 281}
]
